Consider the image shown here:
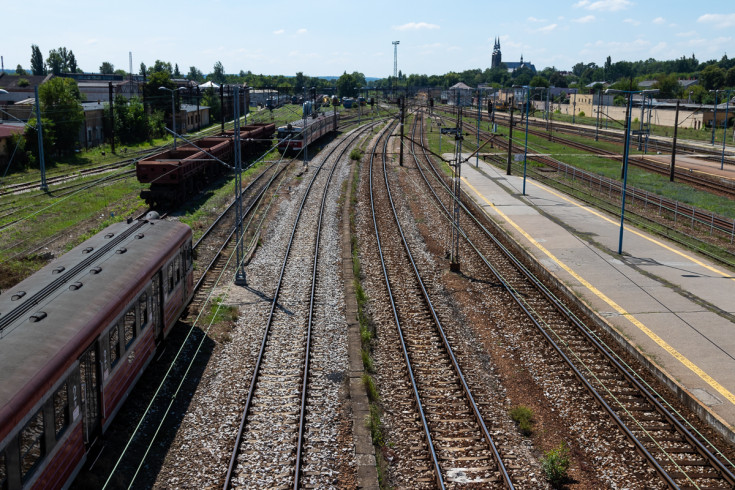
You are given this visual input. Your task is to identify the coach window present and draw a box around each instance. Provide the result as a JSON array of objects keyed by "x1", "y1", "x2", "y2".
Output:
[
  {"x1": 109, "y1": 323, "x2": 120, "y2": 367},
  {"x1": 174, "y1": 255, "x2": 181, "y2": 285},
  {"x1": 139, "y1": 293, "x2": 149, "y2": 330},
  {"x1": 20, "y1": 410, "x2": 44, "y2": 481},
  {"x1": 0, "y1": 450, "x2": 6, "y2": 490},
  {"x1": 124, "y1": 307, "x2": 136, "y2": 348},
  {"x1": 167, "y1": 263, "x2": 174, "y2": 293},
  {"x1": 53, "y1": 382, "x2": 69, "y2": 439}
]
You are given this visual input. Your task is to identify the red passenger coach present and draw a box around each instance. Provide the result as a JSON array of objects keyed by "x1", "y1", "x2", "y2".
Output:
[
  {"x1": 0, "y1": 213, "x2": 193, "y2": 489},
  {"x1": 277, "y1": 113, "x2": 339, "y2": 152}
]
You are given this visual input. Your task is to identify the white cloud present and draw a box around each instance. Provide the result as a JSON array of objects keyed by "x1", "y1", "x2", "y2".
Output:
[
  {"x1": 650, "y1": 42, "x2": 667, "y2": 54},
  {"x1": 538, "y1": 23, "x2": 558, "y2": 33},
  {"x1": 697, "y1": 13, "x2": 735, "y2": 29},
  {"x1": 273, "y1": 29, "x2": 284, "y2": 35},
  {"x1": 528, "y1": 17, "x2": 547, "y2": 23},
  {"x1": 676, "y1": 30, "x2": 696, "y2": 37},
  {"x1": 447, "y1": 46, "x2": 461, "y2": 52},
  {"x1": 575, "y1": 0, "x2": 633, "y2": 12},
  {"x1": 623, "y1": 18, "x2": 640, "y2": 26},
  {"x1": 393, "y1": 22, "x2": 440, "y2": 31},
  {"x1": 297, "y1": 28, "x2": 307, "y2": 34},
  {"x1": 652, "y1": 17, "x2": 665, "y2": 24},
  {"x1": 573, "y1": 15, "x2": 595, "y2": 23}
]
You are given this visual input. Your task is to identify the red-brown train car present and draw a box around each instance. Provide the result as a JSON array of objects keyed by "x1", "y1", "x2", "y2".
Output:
[
  {"x1": 137, "y1": 123, "x2": 276, "y2": 206},
  {"x1": 0, "y1": 213, "x2": 193, "y2": 489}
]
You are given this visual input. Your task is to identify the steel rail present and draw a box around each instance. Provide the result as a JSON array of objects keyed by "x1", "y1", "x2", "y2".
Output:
[
  {"x1": 416, "y1": 110, "x2": 735, "y2": 488},
  {"x1": 223, "y1": 124, "x2": 374, "y2": 489}
]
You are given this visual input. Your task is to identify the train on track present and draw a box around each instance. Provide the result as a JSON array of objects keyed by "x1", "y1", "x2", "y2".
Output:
[
  {"x1": 136, "y1": 123, "x2": 276, "y2": 206},
  {"x1": 0, "y1": 214, "x2": 193, "y2": 490},
  {"x1": 277, "y1": 111, "x2": 339, "y2": 153}
]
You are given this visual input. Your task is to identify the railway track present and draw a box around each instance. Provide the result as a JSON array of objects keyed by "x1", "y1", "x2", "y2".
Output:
[
  {"x1": 413, "y1": 109, "x2": 735, "y2": 488},
  {"x1": 436, "y1": 106, "x2": 735, "y2": 196},
  {"x1": 366, "y1": 118, "x2": 515, "y2": 488},
  {"x1": 223, "y1": 123, "x2": 375, "y2": 488},
  {"x1": 443, "y1": 109, "x2": 735, "y2": 258}
]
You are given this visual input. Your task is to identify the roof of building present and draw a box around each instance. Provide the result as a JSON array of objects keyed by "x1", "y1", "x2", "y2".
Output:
[
  {"x1": 181, "y1": 103, "x2": 211, "y2": 113},
  {"x1": 678, "y1": 79, "x2": 699, "y2": 88},
  {"x1": 0, "y1": 124, "x2": 25, "y2": 138},
  {"x1": 0, "y1": 73, "x2": 53, "y2": 91},
  {"x1": 449, "y1": 82, "x2": 472, "y2": 90}
]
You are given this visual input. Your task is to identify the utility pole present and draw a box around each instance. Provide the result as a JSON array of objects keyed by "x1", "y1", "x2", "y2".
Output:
[
  {"x1": 595, "y1": 90, "x2": 601, "y2": 141},
  {"x1": 220, "y1": 84, "x2": 225, "y2": 133},
  {"x1": 450, "y1": 91, "x2": 463, "y2": 273},
  {"x1": 476, "y1": 88, "x2": 481, "y2": 167},
  {"x1": 34, "y1": 86, "x2": 48, "y2": 191},
  {"x1": 399, "y1": 97, "x2": 405, "y2": 166},
  {"x1": 392, "y1": 41, "x2": 400, "y2": 97},
  {"x1": 108, "y1": 82, "x2": 115, "y2": 154},
  {"x1": 670, "y1": 100, "x2": 679, "y2": 182},
  {"x1": 233, "y1": 86, "x2": 246, "y2": 285},
  {"x1": 506, "y1": 97, "x2": 514, "y2": 175},
  {"x1": 621, "y1": 96, "x2": 631, "y2": 179}
]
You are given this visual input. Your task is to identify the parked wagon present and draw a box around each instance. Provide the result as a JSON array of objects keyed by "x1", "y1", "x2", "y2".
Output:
[{"x1": 0, "y1": 214, "x2": 193, "y2": 489}]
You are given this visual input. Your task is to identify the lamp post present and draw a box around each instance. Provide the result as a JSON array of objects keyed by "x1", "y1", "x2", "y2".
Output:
[
  {"x1": 159, "y1": 86, "x2": 185, "y2": 149},
  {"x1": 514, "y1": 85, "x2": 543, "y2": 195},
  {"x1": 720, "y1": 90, "x2": 731, "y2": 170},
  {"x1": 605, "y1": 88, "x2": 658, "y2": 254}
]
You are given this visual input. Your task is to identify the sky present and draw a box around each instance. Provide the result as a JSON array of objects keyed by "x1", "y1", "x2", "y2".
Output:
[{"x1": 2, "y1": 0, "x2": 734, "y2": 79}]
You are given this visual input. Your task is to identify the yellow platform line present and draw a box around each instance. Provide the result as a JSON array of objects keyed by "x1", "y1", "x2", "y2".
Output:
[
  {"x1": 525, "y1": 179, "x2": 735, "y2": 282},
  {"x1": 462, "y1": 177, "x2": 735, "y2": 406}
]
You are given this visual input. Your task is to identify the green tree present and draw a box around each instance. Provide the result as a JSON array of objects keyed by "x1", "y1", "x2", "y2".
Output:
[
  {"x1": 212, "y1": 61, "x2": 226, "y2": 84},
  {"x1": 100, "y1": 62, "x2": 115, "y2": 74},
  {"x1": 37, "y1": 77, "x2": 84, "y2": 154},
  {"x1": 336, "y1": 72, "x2": 357, "y2": 97},
  {"x1": 68, "y1": 51, "x2": 79, "y2": 73},
  {"x1": 47, "y1": 47, "x2": 77, "y2": 75},
  {"x1": 30, "y1": 45, "x2": 45, "y2": 76},
  {"x1": 201, "y1": 88, "x2": 221, "y2": 122},
  {"x1": 654, "y1": 73, "x2": 679, "y2": 98},
  {"x1": 107, "y1": 95, "x2": 150, "y2": 144},
  {"x1": 143, "y1": 71, "x2": 176, "y2": 116},
  {"x1": 187, "y1": 66, "x2": 204, "y2": 82},
  {"x1": 294, "y1": 71, "x2": 305, "y2": 92},
  {"x1": 173, "y1": 63, "x2": 181, "y2": 78},
  {"x1": 139, "y1": 62, "x2": 147, "y2": 77},
  {"x1": 700, "y1": 64, "x2": 725, "y2": 90},
  {"x1": 530, "y1": 75, "x2": 549, "y2": 88},
  {"x1": 15, "y1": 65, "x2": 26, "y2": 76},
  {"x1": 151, "y1": 60, "x2": 173, "y2": 74},
  {"x1": 726, "y1": 67, "x2": 735, "y2": 88}
]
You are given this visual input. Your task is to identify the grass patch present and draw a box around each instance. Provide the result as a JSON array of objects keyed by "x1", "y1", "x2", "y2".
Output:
[
  {"x1": 509, "y1": 405, "x2": 534, "y2": 436},
  {"x1": 541, "y1": 441, "x2": 571, "y2": 488},
  {"x1": 362, "y1": 373, "x2": 380, "y2": 402},
  {"x1": 204, "y1": 296, "x2": 239, "y2": 325},
  {"x1": 367, "y1": 404, "x2": 384, "y2": 446}
]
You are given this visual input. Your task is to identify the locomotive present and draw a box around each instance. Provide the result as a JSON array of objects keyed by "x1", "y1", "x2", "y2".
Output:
[{"x1": 0, "y1": 214, "x2": 193, "y2": 489}]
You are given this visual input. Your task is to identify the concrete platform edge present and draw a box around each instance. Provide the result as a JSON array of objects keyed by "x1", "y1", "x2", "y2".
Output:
[
  {"x1": 464, "y1": 187, "x2": 735, "y2": 445},
  {"x1": 341, "y1": 158, "x2": 380, "y2": 489}
]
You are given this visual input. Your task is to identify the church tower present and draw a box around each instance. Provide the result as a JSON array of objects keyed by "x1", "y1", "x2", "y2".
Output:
[{"x1": 491, "y1": 37, "x2": 502, "y2": 69}]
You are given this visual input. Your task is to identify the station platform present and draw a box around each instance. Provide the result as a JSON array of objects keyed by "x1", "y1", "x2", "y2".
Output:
[{"x1": 458, "y1": 155, "x2": 735, "y2": 442}]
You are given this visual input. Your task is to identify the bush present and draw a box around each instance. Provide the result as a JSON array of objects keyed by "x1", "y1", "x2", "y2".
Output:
[
  {"x1": 509, "y1": 405, "x2": 534, "y2": 436},
  {"x1": 577, "y1": 111, "x2": 585, "y2": 117},
  {"x1": 542, "y1": 442, "x2": 571, "y2": 487},
  {"x1": 350, "y1": 148, "x2": 363, "y2": 161},
  {"x1": 17, "y1": 78, "x2": 29, "y2": 87}
]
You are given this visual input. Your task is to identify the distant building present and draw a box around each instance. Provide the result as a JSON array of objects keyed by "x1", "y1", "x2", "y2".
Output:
[
  {"x1": 490, "y1": 38, "x2": 536, "y2": 74},
  {"x1": 443, "y1": 82, "x2": 473, "y2": 106}
]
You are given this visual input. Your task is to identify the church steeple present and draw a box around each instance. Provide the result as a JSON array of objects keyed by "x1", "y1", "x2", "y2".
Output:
[{"x1": 491, "y1": 37, "x2": 502, "y2": 69}]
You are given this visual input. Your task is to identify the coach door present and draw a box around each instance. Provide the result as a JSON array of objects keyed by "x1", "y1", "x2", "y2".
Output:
[
  {"x1": 79, "y1": 345, "x2": 100, "y2": 445},
  {"x1": 152, "y1": 271, "x2": 163, "y2": 340}
]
